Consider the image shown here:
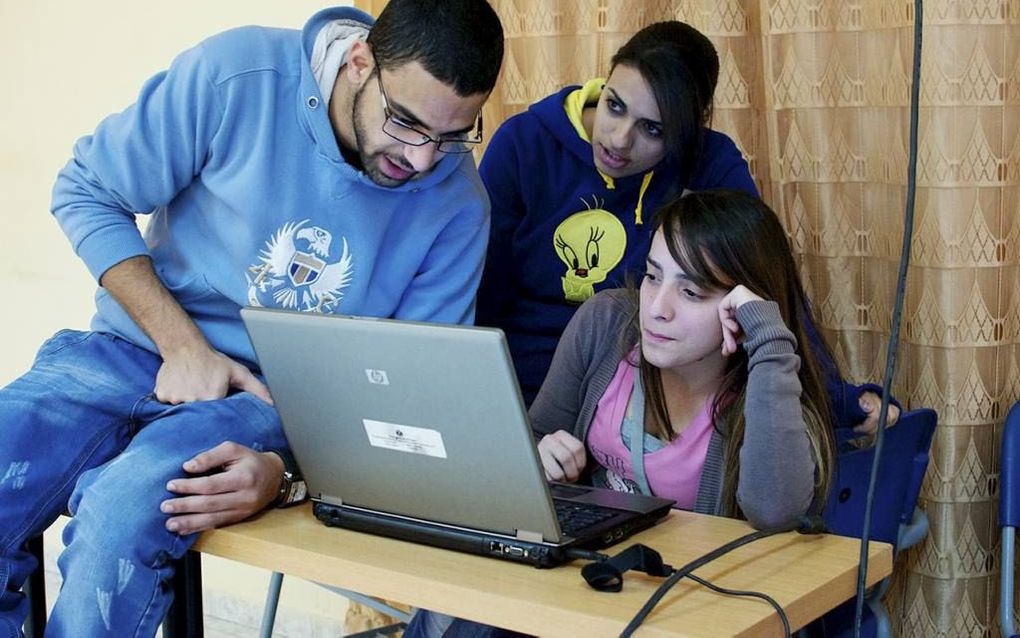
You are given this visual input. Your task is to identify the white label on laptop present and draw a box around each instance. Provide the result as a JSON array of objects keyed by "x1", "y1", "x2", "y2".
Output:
[{"x1": 363, "y1": 419, "x2": 448, "y2": 459}]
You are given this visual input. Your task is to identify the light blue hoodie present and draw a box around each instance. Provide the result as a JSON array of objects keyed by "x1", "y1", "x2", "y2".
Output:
[{"x1": 51, "y1": 7, "x2": 490, "y2": 368}]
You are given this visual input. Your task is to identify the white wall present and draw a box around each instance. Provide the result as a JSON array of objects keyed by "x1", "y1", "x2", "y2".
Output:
[
  {"x1": 0, "y1": 0, "x2": 355, "y2": 384},
  {"x1": 1, "y1": 1, "x2": 360, "y2": 633}
]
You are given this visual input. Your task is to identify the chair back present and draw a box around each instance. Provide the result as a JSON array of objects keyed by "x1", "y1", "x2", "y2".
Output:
[
  {"x1": 999, "y1": 402, "x2": 1020, "y2": 637},
  {"x1": 1001, "y1": 402, "x2": 1020, "y2": 529},
  {"x1": 822, "y1": 408, "x2": 938, "y2": 548}
]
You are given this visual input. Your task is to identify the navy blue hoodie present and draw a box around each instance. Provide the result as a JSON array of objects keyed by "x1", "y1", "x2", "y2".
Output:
[
  {"x1": 477, "y1": 81, "x2": 884, "y2": 426},
  {"x1": 477, "y1": 81, "x2": 756, "y2": 401}
]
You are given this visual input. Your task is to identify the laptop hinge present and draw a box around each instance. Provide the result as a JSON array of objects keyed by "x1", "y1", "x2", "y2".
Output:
[
  {"x1": 515, "y1": 529, "x2": 543, "y2": 543},
  {"x1": 318, "y1": 494, "x2": 343, "y2": 507}
]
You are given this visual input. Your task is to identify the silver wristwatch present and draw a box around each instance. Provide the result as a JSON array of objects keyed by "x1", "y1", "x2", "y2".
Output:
[{"x1": 270, "y1": 450, "x2": 308, "y2": 508}]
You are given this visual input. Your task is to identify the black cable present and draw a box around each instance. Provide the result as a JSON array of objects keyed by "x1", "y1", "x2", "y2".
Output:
[
  {"x1": 565, "y1": 548, "x2": 610, "y2": 563},
  {"x1": 852, "y1": 1, "x2": 923, "y2": 636},
  {"x1": 685, "y1": 573, "x2": 791, "y2": 638},
  {"x1": 622, "y1": 527, "x2": 776, "y2": 633},
  {"x1": 619, "y1": 516, "x2": 824, "y2": 636}
]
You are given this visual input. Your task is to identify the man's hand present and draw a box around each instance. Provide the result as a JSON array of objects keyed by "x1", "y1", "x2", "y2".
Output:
[
  {"x1": 161, "y1": 441, "x2": 284, "y2": 534},
  {"x1": 97, "y1": 256, "x2": 272, "y2": 405},
  {"x1": 537, "y1": 430, "x2": 586, "y2": 482},
  {"x1": 854, "y1": 391, "x2": 901, "y2": 435},
  {"x1": 156, "y1": 344, "x2": 272, "y2": 405}
]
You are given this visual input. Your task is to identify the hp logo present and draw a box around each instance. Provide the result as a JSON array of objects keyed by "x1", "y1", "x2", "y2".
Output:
[{"x1": 365, "y1": 369, "x2": 390, "y2": 385}]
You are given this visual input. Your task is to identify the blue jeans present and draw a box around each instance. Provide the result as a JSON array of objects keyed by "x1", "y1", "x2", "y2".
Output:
[
  {"x1": 0, "y1": 330, "x2": 287, "y2": 637},
  {"x1": 404, "y1": 610, "x2": 532, "y2": 638}
]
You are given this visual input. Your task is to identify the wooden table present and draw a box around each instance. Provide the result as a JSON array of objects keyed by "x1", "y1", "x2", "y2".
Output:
[{"x1": 193, "y1": 504, "x2": 891, "y2": 637}]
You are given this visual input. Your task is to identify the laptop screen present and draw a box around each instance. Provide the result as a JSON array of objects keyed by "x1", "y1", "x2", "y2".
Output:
[{"x1": 241, "y1": 308, "x2": 564, "y2": 541}]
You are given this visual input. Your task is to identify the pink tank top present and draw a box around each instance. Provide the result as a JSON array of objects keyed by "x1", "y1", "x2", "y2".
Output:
[{"x1": 586, "y1": 355, "x2": 714, "y2": 509}]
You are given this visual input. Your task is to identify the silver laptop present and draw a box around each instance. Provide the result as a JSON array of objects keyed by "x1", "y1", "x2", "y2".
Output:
[{"x1": 241, "y1": 307, "x2": 674, "y2": 567}]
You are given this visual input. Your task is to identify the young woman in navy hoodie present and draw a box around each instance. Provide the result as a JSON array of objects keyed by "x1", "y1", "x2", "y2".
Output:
[{"x1": 476, "y1": 21, "x2": 896, "y2": 433}]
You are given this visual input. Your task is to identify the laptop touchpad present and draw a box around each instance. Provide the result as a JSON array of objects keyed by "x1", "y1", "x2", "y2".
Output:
[{"x1": 549, "y1": 483, "x2": 592, "y2": 499}]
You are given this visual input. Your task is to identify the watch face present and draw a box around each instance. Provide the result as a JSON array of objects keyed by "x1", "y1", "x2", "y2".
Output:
[{"x1": 281, "y1": 480, "x2": 308, "y2": 507}]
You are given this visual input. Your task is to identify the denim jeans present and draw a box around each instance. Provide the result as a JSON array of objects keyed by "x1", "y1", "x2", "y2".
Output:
[
  {"x1": 0, "y1": 330, "x2": 287, "y2": 637},
  {"x1": 404, "y1": 610, "x2": 533, "y2": 638}
]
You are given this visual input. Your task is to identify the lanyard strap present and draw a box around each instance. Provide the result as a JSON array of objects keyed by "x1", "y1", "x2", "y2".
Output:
[{"x1": 623, "y1": 373, "x2": 653, "y2": 496}]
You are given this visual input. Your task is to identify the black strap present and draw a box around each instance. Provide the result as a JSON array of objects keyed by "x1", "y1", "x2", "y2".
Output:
[{"x1": 581, "y1": 544, "x2": 672, "y2": 592}]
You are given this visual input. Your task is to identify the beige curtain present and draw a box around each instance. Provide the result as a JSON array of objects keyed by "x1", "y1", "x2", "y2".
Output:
[{"x1": 357, "y1": 1, "x2": 1019, "y2": 635}]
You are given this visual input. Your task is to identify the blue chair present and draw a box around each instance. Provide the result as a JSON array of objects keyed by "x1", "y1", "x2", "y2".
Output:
[
  {"x1": 810, "y1": 407, "x2": 938, "y2": 638},
  {"x1": 1000, "y1": 402, "x2": 1020, "y2": 638}
]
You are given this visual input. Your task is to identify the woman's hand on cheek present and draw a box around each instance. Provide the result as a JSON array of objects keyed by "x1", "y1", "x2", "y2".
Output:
[{"x1": 718, "y1": 285, "x2": 764, "y2": 356}]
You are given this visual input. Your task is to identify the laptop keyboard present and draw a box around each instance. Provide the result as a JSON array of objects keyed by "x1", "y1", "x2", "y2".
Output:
[{"x1": 554, "y1": 501, "x2": 618, "y2": 537}]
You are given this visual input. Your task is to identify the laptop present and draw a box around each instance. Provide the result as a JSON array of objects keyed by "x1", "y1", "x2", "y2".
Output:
[{"x1": 241, "y1": 307, "x2": 674, "y2": 568}]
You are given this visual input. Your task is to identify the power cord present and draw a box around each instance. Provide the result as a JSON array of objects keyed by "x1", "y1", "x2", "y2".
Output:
[
  {"x1": 852, "y1": 1, "x2": 923, "y2": 636},
  {"x1": 565, "y1": 548, "x2": 611, "y2": 563},
  {"x1": 685, "y1": 572, "x2": 790, "y2": 638},
  {"x1": 616, "y1": 515, "x2": 826, "y2": 637}
]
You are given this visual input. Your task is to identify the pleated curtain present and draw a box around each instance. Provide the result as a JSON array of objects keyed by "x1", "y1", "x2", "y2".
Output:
[{"x1": 357, "y1": 1, "x2": 1020, "y2": 634}]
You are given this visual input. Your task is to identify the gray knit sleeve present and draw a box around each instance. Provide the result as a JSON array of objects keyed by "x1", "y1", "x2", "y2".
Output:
[
  {"x1": 735, "y1": 299, "x2": 816, "y2": 529},
  {"x1": 529, "y1": 290, "x2": 633, "y2": 442}
]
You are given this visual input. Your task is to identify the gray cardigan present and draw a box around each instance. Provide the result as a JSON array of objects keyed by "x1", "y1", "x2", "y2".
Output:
[{"x1": 528, "y1": 289, "x2": 816, "y2": 530}]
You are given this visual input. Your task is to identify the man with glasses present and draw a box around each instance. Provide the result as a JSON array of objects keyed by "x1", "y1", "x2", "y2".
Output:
[
  {"x1": 373, "y1": 73, "x2": 485, "y2": 179},
  {"x1": 0, "y1": 1, "x2": 503, "y2": 635}
]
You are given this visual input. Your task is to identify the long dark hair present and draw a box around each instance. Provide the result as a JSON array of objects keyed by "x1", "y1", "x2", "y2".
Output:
[
  {"x1": 610, "y1": 21, "x2": 718, "y2": 179},
  {"x1": 638, "y1": 190, "x2": 836, "y2": 517}
]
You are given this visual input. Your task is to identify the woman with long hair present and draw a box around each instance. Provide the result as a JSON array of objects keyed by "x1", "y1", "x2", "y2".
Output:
[
  {"x1": 476, "y1": 21, "x2": 893, "y2": 435},
  {"x1": 534, "y1": 190, "x2": 836, "y2": 525},
  {"x1": 405, "y1": 190, "x2": 840, "y2": 638},
  {"x1": 477, "y1": 21, "x2": 750, "y2": 405}
]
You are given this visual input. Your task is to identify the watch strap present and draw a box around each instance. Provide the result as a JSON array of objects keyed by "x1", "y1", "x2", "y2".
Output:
[{"x1": 270, "y1": 448, "x2": 303, "y2": 479}]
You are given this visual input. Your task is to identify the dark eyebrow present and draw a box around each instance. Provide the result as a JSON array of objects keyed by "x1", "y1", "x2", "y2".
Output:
[
  {"x1": 646, "y1": 256, "x2": 696, "y2": 284},
  {"x1": 606, "y1": 87, "x2": 627, "y2": 110},
  {"x1": 387, "y1": 97, "x2": 477, "y2": 138},
  {"x1": 386, "y1": 99, "x2": 426, "y2": 128},
  {"x1": 608, "y1": 87, "x2": 662, "y2": 130}
]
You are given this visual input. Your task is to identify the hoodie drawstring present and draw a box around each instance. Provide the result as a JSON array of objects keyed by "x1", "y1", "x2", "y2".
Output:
[{"x1": 634, "y1": 171, "x2": 654, "y2": 226}]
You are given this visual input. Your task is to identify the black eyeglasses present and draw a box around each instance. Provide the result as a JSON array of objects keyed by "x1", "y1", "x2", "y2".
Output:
[{"x1": 376, "y1": 74, "x2": 482, "y2": 154}]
